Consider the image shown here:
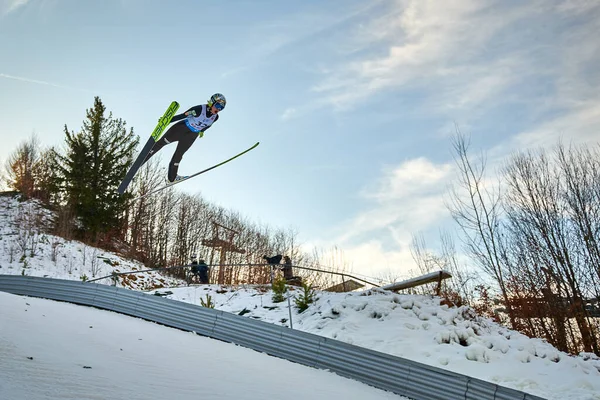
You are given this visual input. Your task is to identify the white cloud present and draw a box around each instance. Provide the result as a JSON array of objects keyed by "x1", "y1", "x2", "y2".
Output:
[
  {"x1": 223, "y1": 2, "x2": 383, "y2": 82},
  {"x1": 363, "y1": 157, "x2": 454, "y2": 202},
  {"x1": 308, "y1": 0, "x2": 600, "y2": 164},
  {"x1": 312, "y1": 0, "x2": 535, "y2": 109},
  {"x1": 335, "y1": 240, "x2": 416, "y2": 282},
  {"x1": 327, "y1": 157, "x2": 455, "y2": 275},
  {"x1": 509, "y1": 102, "x2": 600, "y2": 151},
  {"x1": 1, "y1": 0, "x2": 30, "y2": 15},
  {"x1": 303, "y1": 1, "x2": 600, "y2": 279},
  {"x1": 312, "y1": 0, "x2": 600, "y2": 125},
  {"x1": 497, "y1": 3, "x2": 600, "y2": 151}
]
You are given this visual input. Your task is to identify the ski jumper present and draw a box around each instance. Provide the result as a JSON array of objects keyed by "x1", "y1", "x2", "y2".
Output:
[{"x1": 143, "y1": 104, "x2": 219, "y2": 181}]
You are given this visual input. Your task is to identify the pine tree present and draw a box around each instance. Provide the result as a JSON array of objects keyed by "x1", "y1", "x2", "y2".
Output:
[
  {"x1": 54, "y1": 97, "x2": 139, "y2": 240},
  {"x1": 34, "y1": 147, "x2": 61, "y2": 204}
]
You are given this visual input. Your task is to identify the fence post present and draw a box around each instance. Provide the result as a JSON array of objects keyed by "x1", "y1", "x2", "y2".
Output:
[{"x1": 287, "y1": 292, "x2": 293, "y2": 329}]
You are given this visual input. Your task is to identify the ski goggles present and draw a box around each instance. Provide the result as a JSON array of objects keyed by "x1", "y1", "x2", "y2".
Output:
[{"x1": 213, "y1": 102, "x2": 225, "y2": 111}]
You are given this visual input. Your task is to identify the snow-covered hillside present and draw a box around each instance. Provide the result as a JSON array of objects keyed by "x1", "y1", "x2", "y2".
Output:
[
  {"x1": 0, "y1": 194, "x2": 181, "y2": 290},
  {"x1": 1, "y1": 194, "x2": 599, "y2": 400},
  {"x1": 158, "y1": 285, "x2": 600, "y2": 400}
]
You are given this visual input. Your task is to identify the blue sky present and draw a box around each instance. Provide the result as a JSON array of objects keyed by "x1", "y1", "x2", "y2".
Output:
[{"x1": 1, "y1": 0, "x2": 599, "y2": 279}]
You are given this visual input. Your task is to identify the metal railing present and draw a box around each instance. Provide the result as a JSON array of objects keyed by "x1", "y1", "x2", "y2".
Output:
[
  {"x1": 0, "y1": 275, "x2": 546, "y2": 400},
  {"x1": 87, "y1": 262, "x2": 380, "y2": 288}
]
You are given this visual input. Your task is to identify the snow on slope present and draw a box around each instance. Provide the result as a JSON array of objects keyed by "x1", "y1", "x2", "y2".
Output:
[
  {"x1": 158, "y1": 285, "x2": 600, "y2": 400},
  {"x1": 0, "y1": 291, "x2": 404, "y2": 400},
  {"x1": 0, "y1": 195, "x2": 180, "y2": 290},
  {"x1": 1, "y1": 194, "x2": 599, "y2": 400}
]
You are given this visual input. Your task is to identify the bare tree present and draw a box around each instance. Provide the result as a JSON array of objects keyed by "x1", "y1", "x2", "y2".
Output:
[
  {"x1": 90, "y1": 247, "x2": 100, "y2": 277},
  {"x1": 410, "y1": 231, "x2": 481, "y2": 305},
  {"x1": 4, "y1": 135, "x2": 41, "y2": 198},
  {"x1": 502, "y1": 145, "x2": 598, "y2": 354},
  {"x1": 446, "y1": 131, "x2": 516, "y2": 328},
  {"x1": 51, "y1": 237, "x2": 63, "y2": 264},
  {"x1": 557, "y1": 144, "x2": 600, "y2": 293},
  {"x1": 13, "y1": 201, "x2": 45, "y2": 258},
  {"x1": 126, "y1": 158, "x2": 164, "y2": 254}
]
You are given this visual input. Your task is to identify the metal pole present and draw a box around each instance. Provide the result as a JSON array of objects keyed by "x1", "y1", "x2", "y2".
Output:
[{"x1": 287, "y1": 292, "x2": 293, "y2": 329}]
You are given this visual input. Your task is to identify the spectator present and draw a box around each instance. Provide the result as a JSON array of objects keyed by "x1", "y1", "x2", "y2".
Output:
[
  {"x1": 189, "y1": 257, "x2": 210, "y2": 284},
  {"x1": 197, "y1": 259, "x2": 209, "y2": 284},
  {"x1": 281, "y1": 256, "x2": 293, "y2": 280}
]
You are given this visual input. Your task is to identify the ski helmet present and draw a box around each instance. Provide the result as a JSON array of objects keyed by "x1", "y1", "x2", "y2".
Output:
[{"x1": 208, "y1": 93, "x2": 226, "y2": 110}]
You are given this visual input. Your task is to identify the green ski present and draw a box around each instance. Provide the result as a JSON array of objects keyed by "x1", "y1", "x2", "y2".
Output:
[
  {"x1": 117, "y1": 101, "x2": 180, "y2": 194},
  {"x1": 131, "y1": 142, "x2": 260, "y2": 202}
]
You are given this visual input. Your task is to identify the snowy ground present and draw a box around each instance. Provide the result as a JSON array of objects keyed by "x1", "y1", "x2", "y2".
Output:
[
  {"x1": 157, "y1": 284, "x2": 600, "y2": 400},
  {"x1": 0, "y1": 291, "x2": 404, "y2": 400},
  {"x1": 1, "y1": 195, "x2": 600, "y2": 400},
  {"x1": 0, "y1": 195, "x2": 180, "y2": 290}
]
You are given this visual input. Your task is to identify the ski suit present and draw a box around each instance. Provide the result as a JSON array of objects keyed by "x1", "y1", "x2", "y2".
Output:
[{"x1": 143, "y1": 104, "x2": 219, "y2": 181}]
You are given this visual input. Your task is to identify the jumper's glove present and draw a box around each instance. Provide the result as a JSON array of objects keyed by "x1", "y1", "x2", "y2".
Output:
[
  {"x1": 198, "y1": 131, "x2": 204, "y2": 138},
  {"x1": 186, "y1": 110, "x2": 197, "y2": 117}
]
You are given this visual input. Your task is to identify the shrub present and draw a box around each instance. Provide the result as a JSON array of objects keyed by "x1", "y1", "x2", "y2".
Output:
[
  {"x1": 200, "y1": 294, "x2": 215, "y2": 308},
  {"x1": 295, "y1": 282, "x2": 316, "y2": 313},
  {"x1": 272, "y1": 276, "x2": 287, "y2": 303}
]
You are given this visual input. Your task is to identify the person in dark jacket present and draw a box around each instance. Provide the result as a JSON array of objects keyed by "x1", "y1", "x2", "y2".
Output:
[
  {"x1": 190, "y1": 258, "x2": 210, "y2": 284},
  {"x1": 281, "y1": 256, "x2": 293, "y2": 280},
  {"x1": 197, "y1": 259, "x2": 209, "y2": 284},
  {"x1": 143, "y1": 93, "x2": 226, "y2": 183}
]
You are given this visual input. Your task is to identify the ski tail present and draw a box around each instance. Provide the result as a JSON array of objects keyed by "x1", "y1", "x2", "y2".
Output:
[
  {"x1": 185, "y1": 142, "x2": 259, "y2": 180},
  {"x1": 117, "y1": 101, "x2": 180, "y2": 194},
  {"x1": 131, "y1": 142, "x2": 260, "y2": 202}
]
